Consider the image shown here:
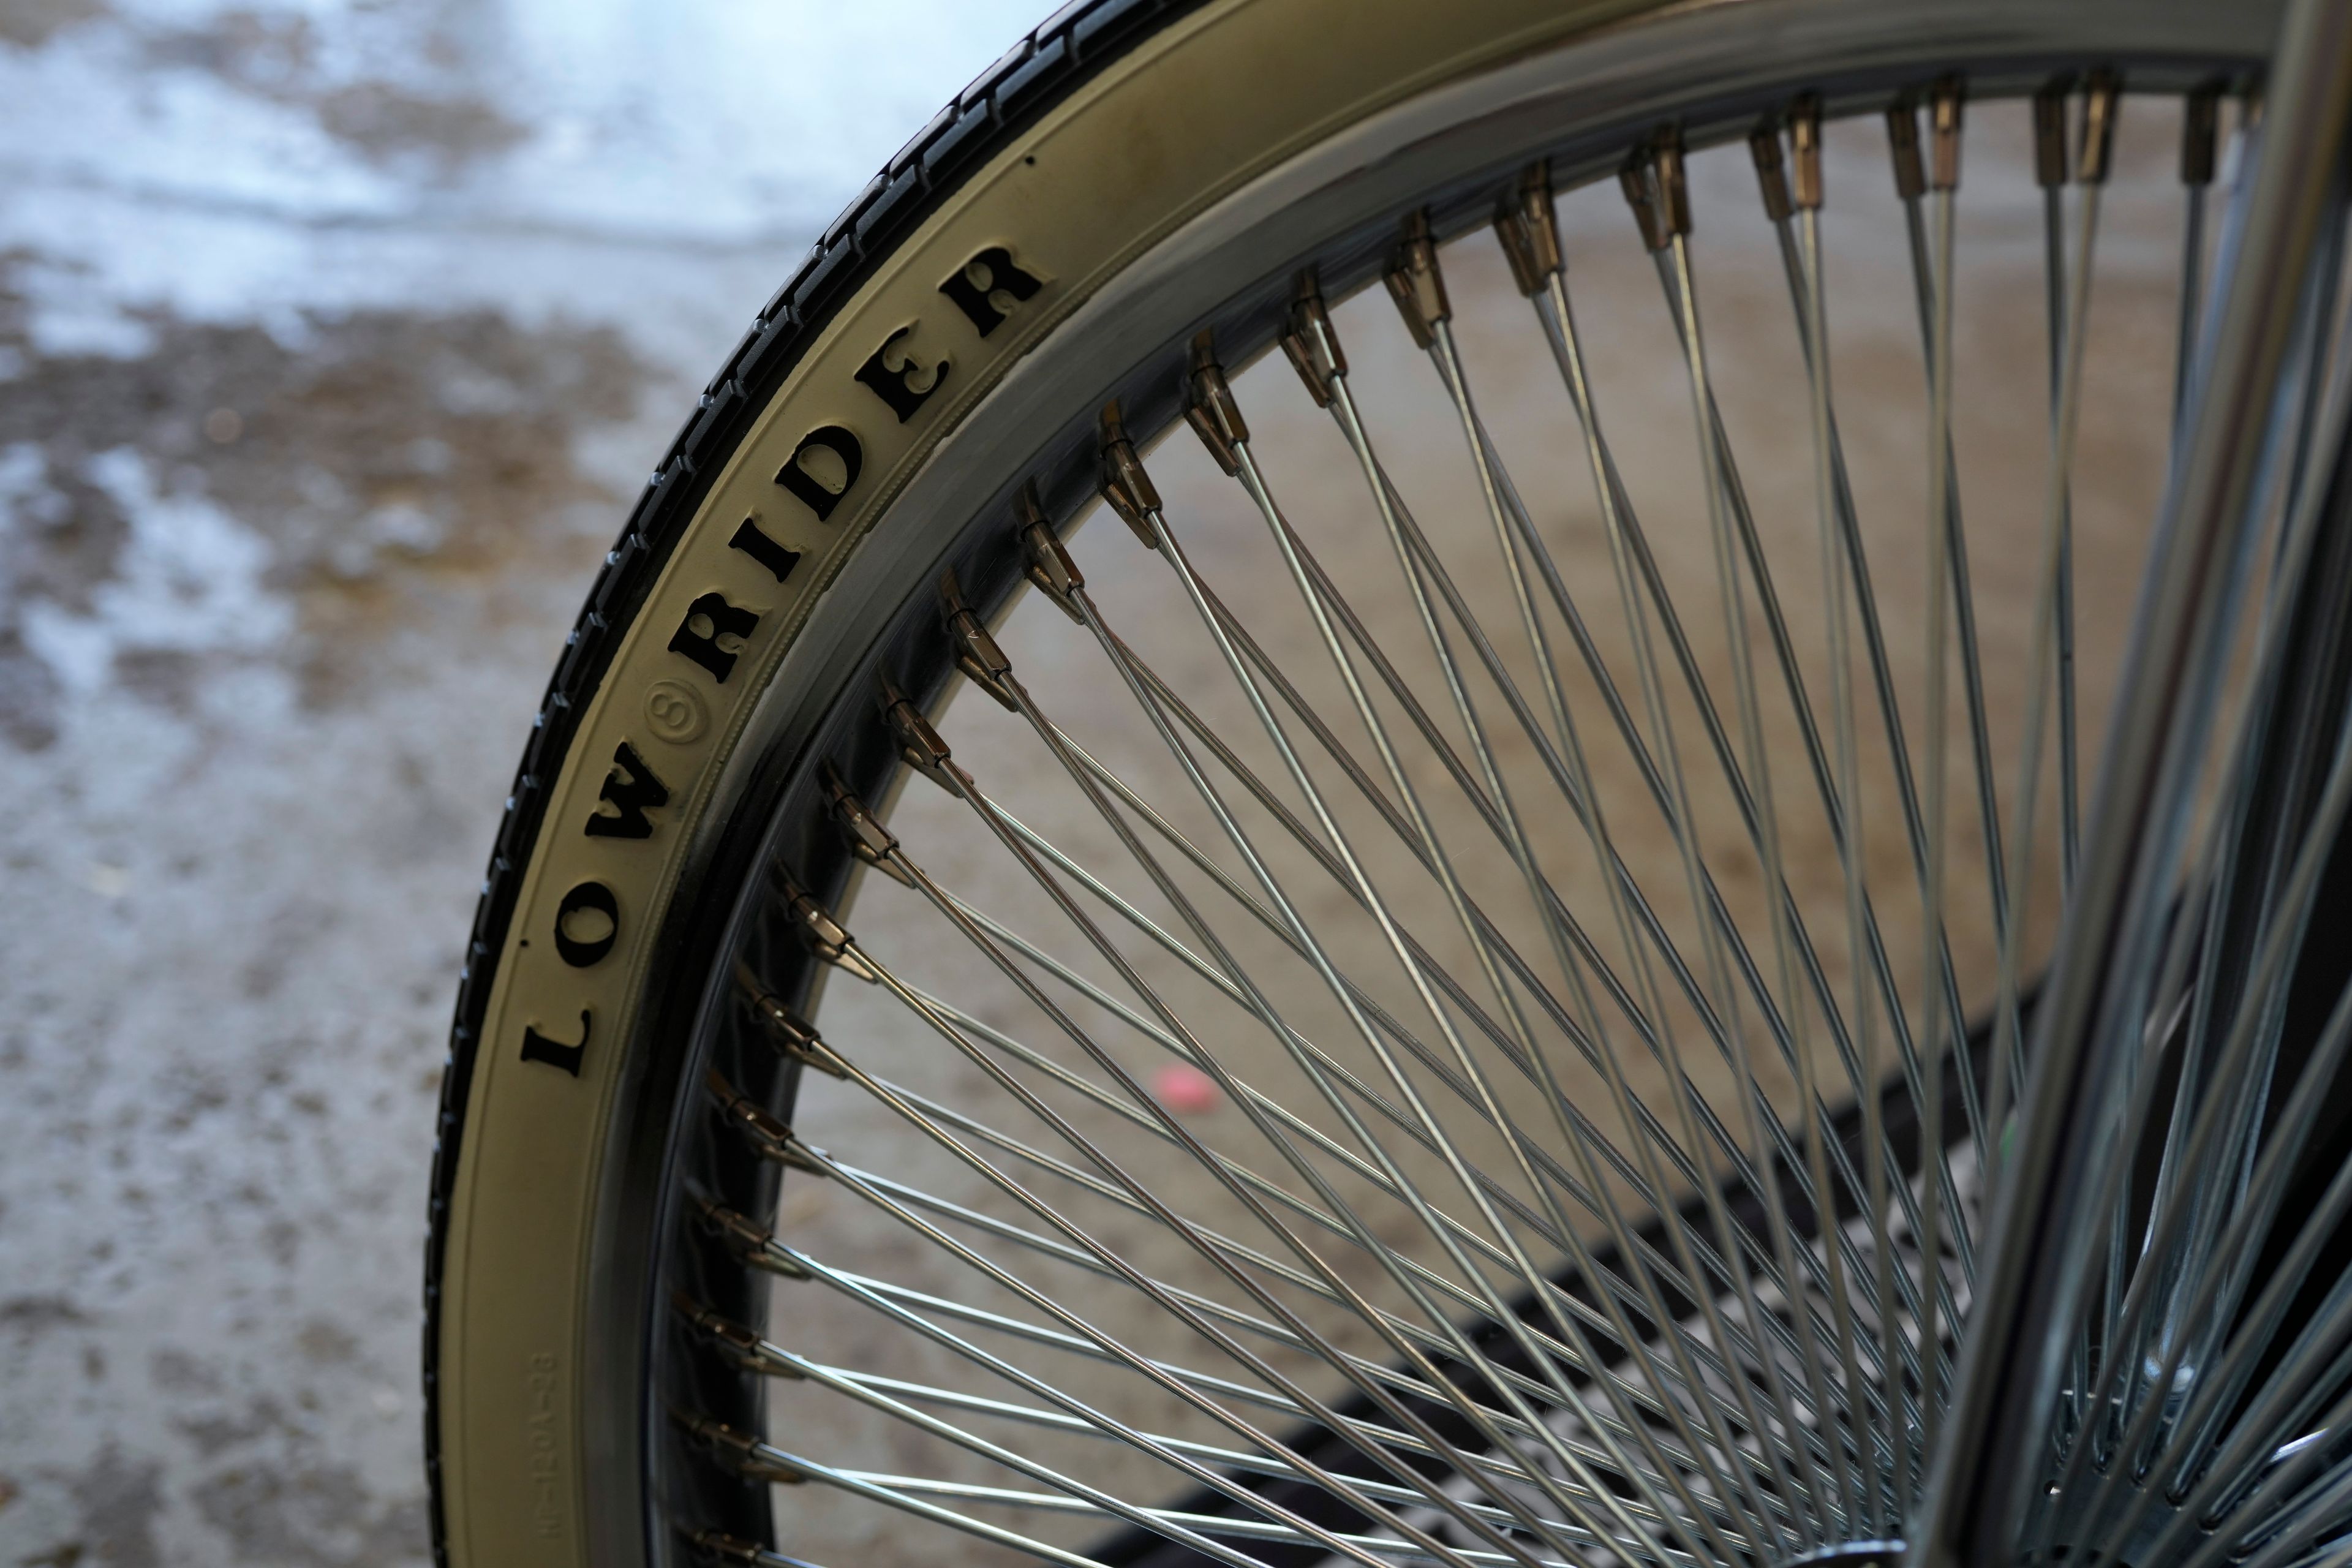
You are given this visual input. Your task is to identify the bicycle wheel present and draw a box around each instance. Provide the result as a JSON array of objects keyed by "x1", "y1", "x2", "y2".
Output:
[{"x1": 423, "y1": 2, "x2": 2352, "y2": 1566}]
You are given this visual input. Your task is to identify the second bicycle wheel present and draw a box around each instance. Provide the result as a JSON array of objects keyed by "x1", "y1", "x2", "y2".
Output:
[{"x1": 424, "y1": 2, "x2": 2352, "y2": 1566}]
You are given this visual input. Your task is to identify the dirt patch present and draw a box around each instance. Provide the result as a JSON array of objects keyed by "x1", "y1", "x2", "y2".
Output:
[
  {"x1": 0, "y1": 0, "x2": 105, "y2": 50},
  {"x1": 0, "y1": 253, "x2": 644, "y2": 737},
  {"x1": 0, "y1": 626, "x2": 64, "y2": 748},
  {"x1": 192, "y1": 1461, "x2": 426, "y2": 1567},
  {"x1": 61, "y1": 1445, "x2": 164, "y2": 1568},
  {"x1": 314, "y1": 79, "x2": 525, "y2": 167},
  {"x1": 0, "y1": 1294, "x2": 89, "y2": 1335},
  {"x1": 141, "y1": 9, "x2": 525, "y2": 172}
]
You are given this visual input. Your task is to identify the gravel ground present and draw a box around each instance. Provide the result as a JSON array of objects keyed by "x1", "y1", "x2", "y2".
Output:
[{"x1": 0, "y1": 5, "x2": 2200, "y2": 1566}]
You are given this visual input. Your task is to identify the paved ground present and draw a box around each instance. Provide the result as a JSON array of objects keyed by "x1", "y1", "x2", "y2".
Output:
[
  {"x1": 0, "y1": 6, "x2": 2199, "y2": 1566},
  {"x1": 0, "y1": 4, "x2": 1039, "y2": 1562}
]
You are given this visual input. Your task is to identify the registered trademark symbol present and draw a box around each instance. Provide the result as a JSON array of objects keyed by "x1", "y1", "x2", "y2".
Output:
[{"x1": 643, "y1": 679, "x2": 707, "y2": 745}]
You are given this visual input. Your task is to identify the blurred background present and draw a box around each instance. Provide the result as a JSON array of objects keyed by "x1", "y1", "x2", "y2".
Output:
[{"x1": 0, "y1": 2, "x2": 1040, "y2": 1561}]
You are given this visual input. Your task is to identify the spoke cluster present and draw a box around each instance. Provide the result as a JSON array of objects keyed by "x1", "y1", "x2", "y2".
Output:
[{"x1": 668, "y1": 74, "x2": 2352, "y2": 1568}]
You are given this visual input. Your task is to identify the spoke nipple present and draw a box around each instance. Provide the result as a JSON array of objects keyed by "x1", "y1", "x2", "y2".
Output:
[
  {"x1": 669, "y1": 1298, "x2": 803, "y2": 1387},
  {"x1": 1517, "y1": 162, "x2": 1562, "y2": 275},
  {"x1": 671, "y1": 1403, "x2": 809, "y2": 1481},
  {"x1": 877, "y1": 673, "x2": 964, "y2": 797},
  {"x1": 1929, "y1": 74, "x2": 1966, "y2": 190},
  {"x1": 2078, "y1": 69, "x2": 2120, "y2": 186},
  {"x1": 818, "y1": 763, "x2": 913, "y2": 889},
  {"x1": 704, "y1": 1067, "x2": 795, "y2": 1159},
  {"x1": 771, "y1": 863, "x2": 877, "y2": 981},
  {"x1": 1492, "y1": 163, "x2": 1560, "y2": 296},
  {"x1": 1883, "y1": 96, "x2": 1925, "y2": 203},
  {"x1": 937, "y1": 565, "x2": 1019, "y2": 712},
  {"x1": 1016, "y1": 483, "x2": 1086, "y2": 624},
  {"x1": 708, "y1": 1068, "x2": 840, "y2": 1172},
  {"x1": 734, "y1": 957, "x2": 854, "y2": 1073},
  {"x1": 1618, "y1": 151, "x2": 1669, "y2": 252},
  {"x1": 690, "y1": 1192, "x2": 812, "y2": 1276},
  {"x1": 2034, "y1": 75, "x2": 2073, "y2": 189},
  {"x1": 1751, "y1": 117, "x2": 1795, "y2": 221},
  {"x1": 1280, "y1": 269, "x2": 1348, "y2": 404},
  {"x1": 1787, "y1": 97, "x2": 1824, "y2": 211},
  {"x1": 2182, "y1": 81, "x2": 2222, "y2": 187},
  {"x1": 684, "y1": 1529, "x2": 764, "y2": 1565},
  {"x1": 1096, "y1": 400, "x2": 1163, "y2": 548},
  {"x1": 684, "y1": 1529, "x2": 772, "y2": 1565},
  {"x1": 1652, "y1": 124, "x2": 1694, "y2": 234},
  {"x1": 1382, "y1": 209, "x2": 1451, "y2": 347},
  {"x1": 1183, "y1": 331, "x2": 1248, "y2": 475}
]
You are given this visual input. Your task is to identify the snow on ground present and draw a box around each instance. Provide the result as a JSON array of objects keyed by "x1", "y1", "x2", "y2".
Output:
[{"x1": 0, "y1": 3, "x2": 1038, "y2": 1562}]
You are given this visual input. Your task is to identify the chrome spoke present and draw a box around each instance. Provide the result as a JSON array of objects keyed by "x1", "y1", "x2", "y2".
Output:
[
  {"x1": 1632, "y1": 133, "x2": 1870, "y2": 1526},
  {"x1": 1080, "y1": 446, "x2": 1707, "y2": 1561}
]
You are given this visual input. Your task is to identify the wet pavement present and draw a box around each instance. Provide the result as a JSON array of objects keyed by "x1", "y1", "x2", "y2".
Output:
[{"x1": 0, "y1": 2, "x2": 1035, "y2": 1562}]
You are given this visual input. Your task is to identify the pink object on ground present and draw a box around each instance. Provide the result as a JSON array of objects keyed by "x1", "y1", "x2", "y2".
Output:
[{"x1": 1152, "y1": 1061, "x2": 1222, "y2": 1115}]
